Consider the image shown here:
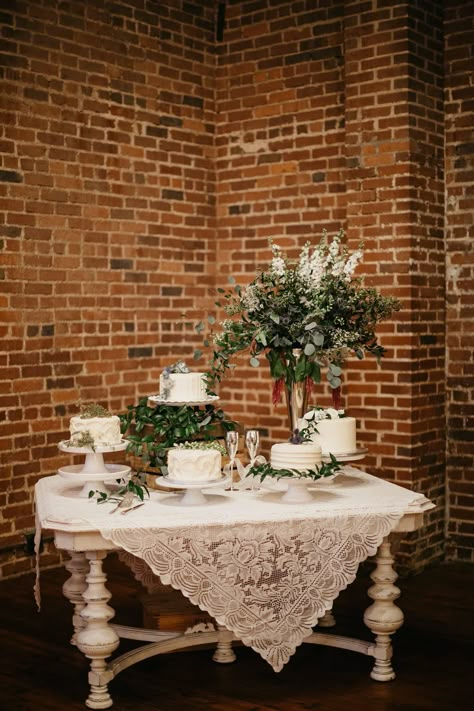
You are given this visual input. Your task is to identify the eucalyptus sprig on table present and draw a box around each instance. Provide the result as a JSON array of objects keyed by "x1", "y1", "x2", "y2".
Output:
[
  {"x1": 89, "y1": 471, "x2": 150, "y2": 504},
  {"x1": 247, "y1": 454, "x2": 342, "y2": 483}
]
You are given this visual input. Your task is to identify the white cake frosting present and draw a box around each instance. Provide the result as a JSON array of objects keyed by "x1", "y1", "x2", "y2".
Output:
[
  {"x1": 270, "y1": 442, "x2": 322, "y2": 473},
  {"x1": 160, "y1": 372, "x2": 208, "y2": 402},
  {"x1": 69, "y1": 415, "x2": 122, "y2": 447},
  {"x1": 167, "y1": 448, "x2": 222, "y2": 482},
  {"x1": 308, "y1": 417, "x2": 356, "y2": 455}
]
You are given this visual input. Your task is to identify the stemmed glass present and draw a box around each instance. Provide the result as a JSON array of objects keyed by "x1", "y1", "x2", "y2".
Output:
[
  {"x1": 245, "y1": 430, "x2": 260, "y2": 490},
  {"x1": 225, "y1": 431, "x2": 239, "y2": 492}
]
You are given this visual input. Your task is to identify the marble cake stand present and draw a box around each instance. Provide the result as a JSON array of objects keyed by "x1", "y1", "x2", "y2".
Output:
[{"x1": 58, "y1": 440, "x2": 130, "y2": 498}]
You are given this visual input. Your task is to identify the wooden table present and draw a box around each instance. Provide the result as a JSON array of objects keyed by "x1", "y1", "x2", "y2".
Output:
[{"x1": 35, "y1": 470, "x2": 433, "y2": 709}]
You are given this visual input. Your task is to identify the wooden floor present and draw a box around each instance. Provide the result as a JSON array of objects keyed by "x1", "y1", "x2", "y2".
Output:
[{"x1": 0, "y1": 556, "x2": 472, "y2": 711}]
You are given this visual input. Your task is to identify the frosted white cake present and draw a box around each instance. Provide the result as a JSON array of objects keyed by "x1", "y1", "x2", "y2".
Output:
[
  {"x1": 69, "y1": 415, "x2": 122, "y2": 447},
  {"x1": 167, "y1": 448, "x2": 222, "y2": 482},
  {"x1": 309, "y1": 418, "x2": 356, "y2": 455},
  {"x1": 270, "y1": 442, "x2": 322, "y2": 473},
  {"x1": 159, "y1": 372, "x2": 208, "y2": 402}
]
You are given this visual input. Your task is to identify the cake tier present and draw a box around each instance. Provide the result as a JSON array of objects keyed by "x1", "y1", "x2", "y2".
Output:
[
  {"x1": 69, "y1": 415, "x2": 122, "y2": 447},
  {"x1": 159, "y1": 372, "x2": 207, "y2": 401},
  {"x1": 311, "y1": 417, "x2": 356, "y2": 455},
  {"x1": 167, "y1": 448, "x2": 222, "y2": 482},
  {"x1": 270, "y1": 442, "x2": 322, "y2": 472}
]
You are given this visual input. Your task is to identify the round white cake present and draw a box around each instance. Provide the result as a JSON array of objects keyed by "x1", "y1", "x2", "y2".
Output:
[
  {"x1": 270, "y1": 442, "x2": 322, "y2": 473},
  {"x1": 160, "y1": 372, "x2": 208, "y2": 402},
  {"x1": 310, "y1": 418, "x2": 356, "y2": 455},
  {"x1": 167, "y1": 448, "x2": 222, "y2": 482},
  {"x1": 69, "y1": 415, "x2": 122, "y2": 447}
]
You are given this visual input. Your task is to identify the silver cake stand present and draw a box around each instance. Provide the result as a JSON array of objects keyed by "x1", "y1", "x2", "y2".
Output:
[{"x1": 58, "y1": 440, "x2": 130, "y2": 498}]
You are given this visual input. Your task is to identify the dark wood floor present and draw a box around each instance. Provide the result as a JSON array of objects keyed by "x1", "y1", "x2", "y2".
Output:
[{"x1": 0, "y1": 555, "x2": 472, "y2": 711}]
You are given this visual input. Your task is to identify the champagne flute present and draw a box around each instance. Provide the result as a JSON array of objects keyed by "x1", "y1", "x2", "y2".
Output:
[
  {"x1": 225, "y1": 431, "x2": 239, "y2": 491},
  {"x1": 245, "y1": 430, "x2": 260, "y2": 490}
]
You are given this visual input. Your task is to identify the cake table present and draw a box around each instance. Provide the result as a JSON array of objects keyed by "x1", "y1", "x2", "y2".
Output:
[{"x1": 35, "y1": 467, "x2": 434, "y2": 709}]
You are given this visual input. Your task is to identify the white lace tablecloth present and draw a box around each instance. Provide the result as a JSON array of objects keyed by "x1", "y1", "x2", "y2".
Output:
[{"x1": 35, "y1": 467, "x2": 433, "y2": 672}]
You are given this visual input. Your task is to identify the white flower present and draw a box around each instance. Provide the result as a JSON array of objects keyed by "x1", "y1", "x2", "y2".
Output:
[
  {"x1": 271, "y1": 256, "x2": 286, "y2": 277},
  {"x1": 242, "y1": 284, "x2": 260, "y2": 311},
  {"x1": 343, "y1": 249, "x2": 363, "y2": 280}
]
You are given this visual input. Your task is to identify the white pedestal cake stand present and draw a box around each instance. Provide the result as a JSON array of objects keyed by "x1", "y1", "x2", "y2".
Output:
[
  {"x1": 155, "y1": 474, "x2": 232, "y2": 506},
  {"x1": 58, "y1": 440, "x2": 130, "y2": 498},
  {"x1": 267, "y1": 449, "x2": 369, "y2": 504}
]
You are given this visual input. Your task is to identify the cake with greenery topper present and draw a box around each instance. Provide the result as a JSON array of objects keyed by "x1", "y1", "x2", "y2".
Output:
[
  {"x1": 159, "y1": 360, "x2": 209, "y2": 402},
  {"x1": 68, "y1": 402, "x2": 122, "y2": 449},
  {"x1": 166, "y1": 440, "x2": 225, "y2": 483}
]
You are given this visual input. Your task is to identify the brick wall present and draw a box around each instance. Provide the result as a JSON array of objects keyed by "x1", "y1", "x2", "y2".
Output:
[
  {"x1": 215, "y1": 0, "x2": 447, "y2": 571},
  {"x1": 0, "y1": 0, "x2": 217, "y2": 576},
  {"x1": 445, "y1": 0, "x2": 474, "y2": 562},
  {"x1": 0, "y1": 0, "x2": 473, "y2": 577}
]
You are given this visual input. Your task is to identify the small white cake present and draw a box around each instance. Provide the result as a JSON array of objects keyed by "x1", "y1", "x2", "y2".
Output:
[
  {"x1": 159, "y1": 372, "x2": 208, "y2": 401},
  {"x1": 167, "y1": 447, "x2": 222, "y2": 482},
  {"x1": 270, "y1": 442, "x2": 322, "y2": 473},
  {"x1": 69, "y1": 415, "x2": 122, "y2": 447},
  {"x1": 310, "y1": 418, "x2": 356, "y2": 455}
]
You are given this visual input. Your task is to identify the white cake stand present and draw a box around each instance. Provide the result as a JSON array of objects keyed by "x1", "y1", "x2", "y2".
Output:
[
  {"x1": 148, "y1": 395, "x2": 220, "y2": 407},
  {"x1": 321, "y1": 447, "x2": 368, "y2": 463},
  {"x1": 263, "y1": 472, "x2": 340, "y2": 504},
  {"x1": 155, "y1": 473, "x2": 231, "y2": 506},
  {"x1": 58, "y1": 440, "x2": 130, "y2": 498}
]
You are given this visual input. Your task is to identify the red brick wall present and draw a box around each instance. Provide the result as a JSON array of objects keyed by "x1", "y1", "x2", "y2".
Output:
[
  {"x1": 215, "y1": 0, "x2": 447, "y2": 571},
  {"x1": 445, "y1": 0, "x2": 474, "y2": 562},
  {"x1": 0, "y1": 0, "x2": 473, "y2": 577},
  {"x1": 0, "y1": 0, "x2": 217, "y2": 576}
]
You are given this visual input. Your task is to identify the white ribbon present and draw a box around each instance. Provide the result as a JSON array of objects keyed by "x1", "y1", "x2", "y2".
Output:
[{"x1": 223, "y1": 455, "x2": 267, "y2": 489}]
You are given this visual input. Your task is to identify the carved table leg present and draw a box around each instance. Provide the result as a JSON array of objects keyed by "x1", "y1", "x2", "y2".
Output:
[
  {"x1": 363, "y1": 536, "x2": 404, "y2": 681},
  {"x1": 318, "y1": 608, "x2": 336, "y2": 627},
  {"x1": 212, "y1": 624, "x2": 236, "y2": 663},
  {"x1": 63, "y1": 550, "x2": 88, "y2": 645},
  {"x1": 75, "y1": 551, "x2": 120, "y2": 709}
]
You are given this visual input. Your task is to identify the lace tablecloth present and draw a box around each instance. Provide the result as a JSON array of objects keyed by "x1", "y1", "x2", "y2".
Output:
[{"x1": 35, "y1": 467, "x2": 433, "y2": 672}]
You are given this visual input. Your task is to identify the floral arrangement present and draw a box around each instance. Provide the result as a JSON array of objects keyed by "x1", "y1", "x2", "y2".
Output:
[
  {"x1": 160, "y1": 360, "x2": 190, "y2": 400},
  {"x1": 197, "y1": 230, "x2": 400, "y2": 407},
  {"x1": 173, "y1": 440, "x2": 227, "y2": 455}
]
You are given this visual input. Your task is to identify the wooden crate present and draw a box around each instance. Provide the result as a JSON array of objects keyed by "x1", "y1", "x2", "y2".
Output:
[{"x1": 140, "y1": 585, "x2": 214, "y2": 633}]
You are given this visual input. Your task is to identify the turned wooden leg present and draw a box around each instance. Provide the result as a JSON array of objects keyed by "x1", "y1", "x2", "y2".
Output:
[
  {"x1": 363, "y1": 536, "x2": 404, "y2": 681},
  {"x1": 318, "y1": 609, "x2": 336, "y2": 627},
  {"x1": 212, "y1": 624, "x2": 236, "y2": 664},
  {"x1": 75, "y1": 552, "x2": 120, "y2": 709},
  {"x1": 63, "y1": 551, "x2": 88, "y2": 645}
]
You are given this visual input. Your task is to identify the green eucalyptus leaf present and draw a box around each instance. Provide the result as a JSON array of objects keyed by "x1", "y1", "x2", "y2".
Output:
[
  {"x1": 304, "y1": 343, "x2": 316, "y2": 356},
  {"x1": 312, "y1": 332, "x2": 325, "y2": 346},
  {"x1": 250, "y1": 357, "x2": 260, "y2": 367},
  {"x1": 328, "y1": 376, "x2": 342, "y2": 388},
  {"x1": 193, "y1": 348, "x2": 203, "y2": 360},
  {"x1": 329, "y1": 364, "x2": 342, "y2": 376},
  {"x1": 304, "y1": 322, "x2": 317, "y2": 331},
  {"x1": 207, "y1": 315, "x2": 216, "y2": 325},
  {"x1": 228, "y1": 275, "x2": 236, "y2": 284}
]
